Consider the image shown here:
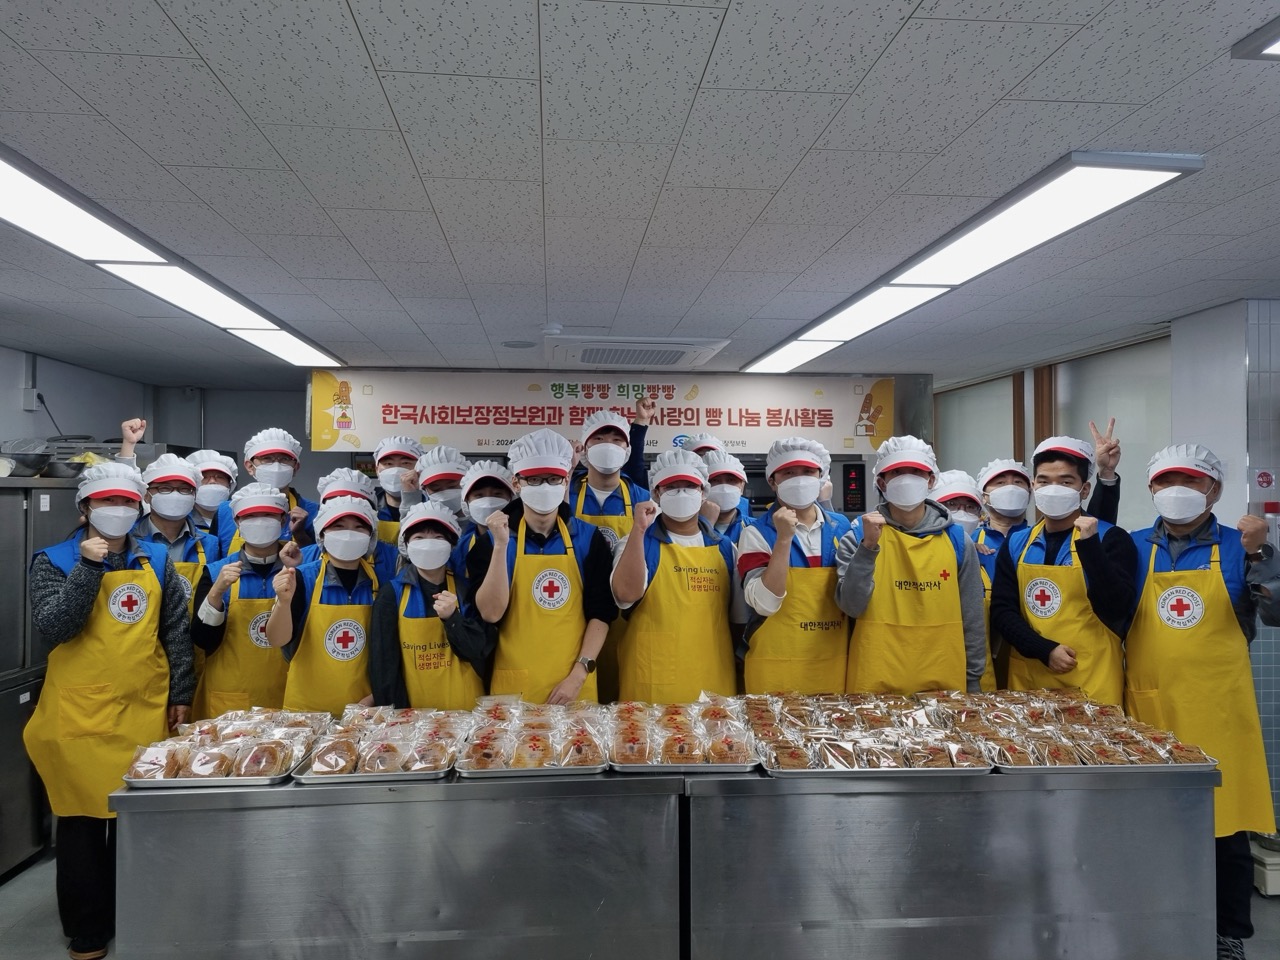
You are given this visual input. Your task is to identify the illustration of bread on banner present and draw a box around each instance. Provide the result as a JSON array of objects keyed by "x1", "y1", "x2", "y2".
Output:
[{"x1": 684, "y1": 384, "x2": 699, "y2": 401}]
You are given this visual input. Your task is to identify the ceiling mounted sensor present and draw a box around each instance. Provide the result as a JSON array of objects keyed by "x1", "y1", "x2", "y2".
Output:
[{"x1": 546, "y1": 335, "x2": 729, "y2": 370}]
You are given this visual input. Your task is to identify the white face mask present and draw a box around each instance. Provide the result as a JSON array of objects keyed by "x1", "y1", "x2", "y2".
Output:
[
  {"x1": 1034, "y1": 485, "x2": 1082, "y2": 520},
  {"x1": 986, "y1": 484, "x2": 1030, "y2": 517},
  {"x1": 1153, "y1": 486, "x2": 1209, "y2": 524},
  {"x1": 378, "y1": 468, "x2": 407, "y2": 494},
  {"x1": 238, "y1": 516, "x2": 284, "y2": 547},
  {"x1": 468, "y1": 496, "x2": 510, "y2": 526},
  {"x1": 708, "y1": 483, "x2": 742, "y2": 512},
  {"x1": 586, "y1": 442, "x2": 628, "y2": 474},
  {"x1": 323, "y1": 529, "x2": 371, "y2": 561},
  {"x1": 407, "y1": 538, "x2": 453, "y2": 571},
  {"x1": 520, "y1": 483, "x2": 565, "y2": 515},
  {"x1": 428, "y1": 488, "x2": 463, "y2": 515},
  {"x1": 882, "y1": 474, "x2": 931, "y2": 509},
  {"x1": 659, "y1": 488, "x2": 703, "y2": 522},
  {"x1": 149, "y1": 491, "x2": 195, "y2": 521},
  {"x1": 89, "y1": 505, "x2": 139, "y2": 539},
  {"x1": 254, "y1": 462, "x2": 294, "y2": 490},
  {"x1": 777, "y1": 475, "x2": 822, "y2": 508},
  {"x1": 195, "y1": 484, "x2": 231, "y2": 509},
  {"x1": 948, "y1": 510, "x2": 981, "y2": 535}
]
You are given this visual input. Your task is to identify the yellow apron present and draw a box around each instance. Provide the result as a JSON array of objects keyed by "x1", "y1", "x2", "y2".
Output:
[
  {"x1": 1125, "y1": 542, "x2": 1275, "y2": 836},
  {"x1": 491, "y1": 517, "x2": 598, "y2": 704},
  {"x1": 192, "y1": 574, "x2": 288, "y2": 719},
  {"x1": 619, "y1": 539, "x2": 735, "y2": 702},
  {"x1": 377, "y1": 508, "x2": 400, "y2": 546},
  {"x1": 1008, "y1": 522, "x2": 1124, "y2": 704},
  {"x1": 974, "y1": 529, "x2": 997, "y2": 692},
  {"x1": 229, "y1": 489, "x2": 302, "y2": 556},
  {"x1": 399, "y1": 572, "x2": 484, "y2": 710},
  {"x1": 845, "y1": 526, "x2": 967, "y2": 694},
  {"x1": 282, "y1": 558, "x2": 378, "y2": 716},
  {"x1": 744, "y1": 540, "x2": 847, "y2": 695},
  {"x1": 574, "y1": 481, "x2": 634, "y2": 704},
  {"x1": 24, "y1": 556, "x2": 169, "y2": 818}
]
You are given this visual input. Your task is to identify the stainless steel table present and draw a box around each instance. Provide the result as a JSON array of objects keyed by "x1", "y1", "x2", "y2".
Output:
[
  {"x1": 684, "y1": 769, "x2": 1220, "y2": 960},
  {"x1": 110, "y1": 774, "x2": 683, "y2": 960}
]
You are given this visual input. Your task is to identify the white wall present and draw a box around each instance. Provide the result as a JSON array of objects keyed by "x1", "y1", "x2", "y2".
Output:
[
  {"x1": 934, "y1": 376, "x2": 1016, "y2": 478},
  {"x1": 0, "y1": 345, "x2": 147, "y2": 443}
]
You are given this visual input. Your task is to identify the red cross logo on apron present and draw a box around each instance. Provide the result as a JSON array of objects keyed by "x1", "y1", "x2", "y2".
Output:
[
  {"x1": 541, "y1": 580, "x2": 561, "y2": 600},
  {"x1": 120, "y1": 593, "x2": 139, "y2": 613},
  {"x1": 1024, "y1": 578, "x2": 1061, "y2": 619},
  {"x1": 335, "y1": 629, "x2": 356, "y2": 650},
  {"x1": 533, "y1": 570, "x2": 571, "y2": 609},
  {"x1": 939, "y1": 569, "x2": 950, "y2": 581},
  {"x1": 109, "y1": 583, "x2": 148, "y2": 623},
  {"x1": 324, "y1": 618, "x2": 366, "y2": 661},
  {"x1": 1157, "y1": 586, "x2": 1204, "y2": 629}
]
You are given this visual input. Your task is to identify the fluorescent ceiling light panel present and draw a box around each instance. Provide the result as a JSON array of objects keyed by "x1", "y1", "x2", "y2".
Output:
[
  {"x1": 97, "y1": 263, "x2": 276, "y2": 330},
  {"x1": 800, "y1": 285, "x2": 950, "y2": 342},
  {"x1": 0, "y1": 159, "x2": 163, "y2": 263},
  {"x1": 1266, "y1": 38, "x2": 1280, "y2": 55},
  {"x1": 228, "y1": 329, "x2": 340, "y2": 367},
  {"x1": 744, "y1": 339, "x2": 842, "y2": 374},
  {"x1": 1231, "y1": 16, "x2": 1280, "y2": 60},
  {"x1": 892, "y1": 165, "x2": 1181, "y2": 286}
]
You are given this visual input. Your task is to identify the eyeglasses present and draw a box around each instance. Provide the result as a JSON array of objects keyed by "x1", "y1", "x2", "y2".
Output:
[
  {"x1": 521, "y1": 476, "x2": 566, "y2": 487},
  {"x1": 149, "y1": 484, "x2": 196, "y2": 495},
  {"x1": 252, "y1": 454, "x2": 297, "y2": 466}
]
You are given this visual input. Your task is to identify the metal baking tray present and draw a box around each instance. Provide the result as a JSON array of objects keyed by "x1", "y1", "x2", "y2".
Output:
[
  {"x1": 765, "y1": 764, "x2": 992, "y2": 778},
  {"x1": 995, "y1": 758, "x2": 1218, "y2": 775},
  {"x1": 293, "y1": 761, "x2": 452, "y2": 784},
  {"x1": 455, "y1": 762, "x2": 608, "y2": 778},
  {"x1": 124, "y1": 757, "x2": 306, "y2": 789},
  {"x1": 609, "y1": 761, "x2": 759, "y2": 774}
]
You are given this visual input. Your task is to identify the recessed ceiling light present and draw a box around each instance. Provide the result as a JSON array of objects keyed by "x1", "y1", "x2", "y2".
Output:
[
  {"x1": 744, "y1": 339, "x2": 843, "y2": 374},
  {"x1": 502, "y1": 340, "x2": 537, "y2": 348},
  {"x1": 227, "y1": 329, "x2": 340, "y2": 367},
  {"x1": 1232, "y1": 16, "x2": 1280, "y2": 60},
  {"x1": 97, "y1": 263, "x2": 277, "y2": 330},
  {"x1": 799, "y1": 285, "x2": 950, "y2": 342}
]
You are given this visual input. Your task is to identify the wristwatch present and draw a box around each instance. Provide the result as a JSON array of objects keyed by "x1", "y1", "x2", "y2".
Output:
[{"x1": 575, "y1": 655, "x2": 597, "y2": 674}]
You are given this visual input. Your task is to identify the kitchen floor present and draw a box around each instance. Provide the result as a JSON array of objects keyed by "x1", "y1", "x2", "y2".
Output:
[{"x1": 1, "y1": 849, "x2": 1278, "y2": 958}]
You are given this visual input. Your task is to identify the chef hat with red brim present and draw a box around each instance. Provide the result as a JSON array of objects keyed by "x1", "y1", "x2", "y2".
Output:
[
  {"x1": 461, "y1": 459, "x2": 515, "y2": 499},
  {"x1": 580, "y1": 410, "x2": 630, "y2": 445},
  {"x1": 703, "y1": 449, "x2": 747, "y2": 483},
  {"x1": 649, "y1": 449, "x2": 710, "y2": 491},
  {"x1": 765, "y1": 437, "x2": 831, "y2": 480},
  {"x1": 230, "y1": 482, "x2": 289, "y2": 518},
  {"x1": 142, "y1": 453, "x2": 199, "y2": 489},
  {"x1": 873, "y1": 435, "x2": 938, "y2": 479},
  {"x1": 398, "y1": 501, "x2": 463, "y2": 555},
  {"x1": 186, "y1": 449, "x2": 238, "y2": 483},
  {"x1": 977, "y1": 458, "x2": 1031, "y2": 491},
  {"x1": 77, "y1": 462, "x2": 146, "y2": 503},
  {"x1": 316, "y1": 495, "x2": 377, "y2": 534},
  {"x1": 933, "y1": 469, "x2": 982, "y2": 507},
  {"x1": 1146, "y1": 443, "x2": 1223, "y2": 483},
  {"x1": 1033, "y1": 436, "x2": 1094, "y2": 469},
  {"x1": 507, "y1": 429, "x2": 574, "y2": 477},
  {"x1": 415, "y1": 445, "x2": 471, "y2": 487},
  {"x1": 681, "y1": 433, "x2": 725, "y2": 455},
  {"x1": 243, "y1": 427, "x2": 302, "y2": 463},
  {"x1": 317, "y1": 467, "x2": 377, "y2": 505},
  {"x1": 374, "y1": 435, "x2": 425, "y2": 464}
]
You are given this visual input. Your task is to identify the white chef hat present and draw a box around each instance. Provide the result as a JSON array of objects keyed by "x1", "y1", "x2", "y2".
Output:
[
  {"x1": 398, "y1": 501, "x2": 462, "y2": 555},
  {"x1": 77, "y1": 462, "x2": 146, "y2": 504},
  {"x1": 932, "y1": 470, "x2": 982, "y2": 507},
  {"x1": 765, "y1": 437, "x2": 831, "y2": 480},
  {"x1": 581, "y1": 410, "x2": 630, "y2": 444},
  {"x1": 415, "y1": 445, "x2": 470, "y2": 488},
  {"x1": 873, "y1": 435, "x2": 938, "y2": 479},
  {"x1": 977, "y1": 458, "x2": 1031, "y2": 491},
  {"x1": 317, "y1": 467, "x2": 377, "y2": 505},
  {"x1": 315, "y1": 495, "x2": 376, "y2": 535},
  {"x1": 230, "y1": 482, "x2": 289, "y2": 518},
  {"x1": 461, "y1": 459, "x2": 515, "y2": 499},
  {"x1": 243, "y1": 427, "x2": 302, "y2": 463},
  {"x1": 1146, "y1": 443, "x2": 1223, "y2": 484},
  {"x1": 649, "y1": 448, "x2": 709, "y2": 491},
  {"x1": 186, "y1": 449, "x2": 238, "y2": 483},
  {"x1": 374, "y1": 435, "x2": 425, "y2": 464},
  {"x1": 141, "y1": 453, "x2": 199, "y2": 489},
  {"x1": 680, "y1": 433, "x2": 724, "y2": 454},
  {"x1": 1033, "y1": 436, "x2": 1094, "y2": 474},
  {"x1": 507, "y1": 428, "x2": 573, "y2": 477},
  {"x1": 703, "y1": 449, "x2": 747, "y2": 483}
]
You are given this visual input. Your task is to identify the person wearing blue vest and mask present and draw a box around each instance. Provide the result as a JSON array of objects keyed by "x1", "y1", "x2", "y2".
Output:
[
  {"x1": 1125, "y1": 444, "x2": 1280, "y2": 960},
  {"x1": 738, "y1": 437, "x2": 852, "y2": 694},
  {"x1": 185, "y1": 449, "x2": 238, "y2": 533},
  {"x1": 135, "y1": 454, "x2": 221, "y2": 616},
  {"x1": 701, "y1": 449, "x2": 753, "y2": 542},
  {"x1": 837, "y1": 436, "x2": 986, "y2": 695},
  {"x1": 211, "y1": 427, "x2": 318, "y2": 555},
  {"x1": 371, "y1": 435, "x2": 425, "y2": 545},
  {"x1": 403, "y1": 445, "x2": 472, "y2": 526},
  {"x1": 293, "y1": 468, "x2": 399, "y2": 586},
  {"x1": 932, "y1": 469, "x2": 996, "y2": 690},
  {"x1": 451, "y1": 460, "x2": 516, "y2": 600},
  {"x1": 25, "y1": 462, "x2": 193, "y2": 960}
]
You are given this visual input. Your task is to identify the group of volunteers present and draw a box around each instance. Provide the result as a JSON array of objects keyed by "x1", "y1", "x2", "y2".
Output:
[{"x1": 22, "y1": 406, "x2": 1279, "y2": 959}]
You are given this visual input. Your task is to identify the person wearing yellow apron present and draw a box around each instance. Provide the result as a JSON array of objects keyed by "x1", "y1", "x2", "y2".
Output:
[
  {"x1": 297, "y1": 467, "x2": 402, "y2": 585},
  {"x1": 932, "y1": 470, "x2": 996, "y2": 690},
  {"x1": 266, "y1": 496, "x2": 381, "y2": 715},
  {"x1": 190, "y1": 483, "x2": 293, "y2": 718},
  {"x1": 611, "y1": 450, "x2": 739, "y2": 701},
  {"x1": 406, "y1": 444, "x2": 473, "y2": 525},
  {"x1": 369, "y1": 501, "x2": 494, "y2": 709},
  {"x1": 700, "y1": 448, "x2": 754, "y2": 544},
  {"x1": 129, "y1": 453, "x2": 222, "y2": 613},
  {"x1": 25, "y1": 462, "x2": 195, "y2": 960},
  {"x1": 1125, "y1": 444, "x2": 1279, "y2": 957},
  {"x1": 989, "y1": 435, "x2": 1138, "y2": 705},
  {"x1": 738, "y1": 437, "x2": 853, "y2": 694},
  {"x1": 371, "y1": 434, "x2": 426, "y2": 545},
  {"x1": 449, "y1": 459, "x2": 516, "y2": 604},
  {"x1": 185, "y1": 448, "x2": 238, "y2": 533},
  {"x1": 836, "y1": 437, "x2": 987, "y2": 694},
  {"x1": 211, "y1": 427, "x2": 318, "y2": 556},
  {"x1": 472, "y1": 429, "x2": 617, "y2": 704}
]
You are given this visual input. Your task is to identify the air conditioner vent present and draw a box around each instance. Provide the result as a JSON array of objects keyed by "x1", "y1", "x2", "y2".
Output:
[{"x1": 546, "y1": 336, "x2": 728, "y2": 369}]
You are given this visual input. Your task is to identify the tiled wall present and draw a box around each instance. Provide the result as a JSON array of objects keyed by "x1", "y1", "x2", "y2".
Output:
[{"x1": 1247, "y1": 299, "x2": 1280, "y2": 827}]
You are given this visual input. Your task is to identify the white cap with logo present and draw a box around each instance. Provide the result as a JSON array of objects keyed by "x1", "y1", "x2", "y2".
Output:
[
  {"x1": 873, "y1": 435, "x2": 938, "y2": 479},
  {"x1": 1146, "y1": 443, "x2": 1223, "y2": 483}
]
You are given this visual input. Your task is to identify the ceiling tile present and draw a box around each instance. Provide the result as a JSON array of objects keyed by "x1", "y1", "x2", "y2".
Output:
[
  {"x1": 543, "y1": 140, "x2": 673, "y2": 219},
  {"x1": 0, "y1": 225, "x2": 129, "y2": 289},
  {"x1": 246, "y1": 294, "x2": 345, "y2": 324},
  {"x1": 1033, "y1": 199, "x2": 1215, "y2": 260},
  {"x1": 1149, "y1": 118, "x2": 1280, "y2": 206},
  {"x1": 914, "y1": 1, "x2": 1107, "y2": 21},
  {"x1": 817, "y1": 19, "x2": 1080, "y2": 153},
  {"x1": 303, "y1": 279, "x2": 401, "y2": 312},
  {"x1": 325, "y1": 208, "x2": 453, "y2": 263},
  {"x1": 608, "y1": 316, "x2": 686, "y2": 338},
  {"x1": 169, "y1": 167, "x2": 338, "y2": 236},
  {"x1": 437, "y1": 343, "x2": 499, "y2": 364},
  {"x1": 731, "y1": 316, "x2": 810, "y2": 341},
  {"x1": 261, "y1": 125, "x2": 429, "y2": 209},
  {"x1": 1097, "y1": 258, "x2": 1261, "y2": 299},
  {"x1": 702, "y1": 0, "x2": 915, "y2": 92},
  {"x1": 158, "y1": 0, "x2": 396, "y2": 128},
  {"x1": 0, "y1": 267, "x2": 96, "y2": 303},
  {"x1": 540, "y1": 0, "x2": 723, "y2": 142},
  {"x1": 787, "y1": 252, "x2": 899, "y2": 293},
  {"x1": 382, "y1": 72, "x2": 541, "y2": 181},
  {"x1": 88, "y1": 287, "x2": 195, "y2": 317},
  {"x1": 451, "y1": 241, "x2": 545, "y2": 285},
  {"x1": 1009, "y1": 0, "x2": 1274, "y2": 103},
  {"x1": 98, "y1": 199, "x2": 264, "y2": 257},
  {"x1": 760, "y1": 150, "x2": 930, "y2": 226},
  {"x1": 1161, "y1": 179, "x2": 1280, "y2": 238},
  {"x1": 721, "y1": 223, "x2": 847, "y2": 274},
  {"x1": 4, "y1": 0, "x2": 197, "y2": 56},
  {"x1": 426, "y1": 179, "x2": 542, "y2": 243},
  {"x1": 0, "y1": 32, "x2": 94, "y2": 113},
  {"x1": 33, "y1": 52, "x2": 281, "y2": 167},
  {"x1": 547, "y1": 302, "x2": 620, "y2": 325},
  {"x1": 670, "y1": 315, "x2": 743, "y2": 338},
  {"x1": 547, "y1": 266, "x2": 630, "y2": 302},
  {"x1": 1049, "y1": 233, "x2": 1235, "y2": 283},
  {"x1": 352, "y1": 0, "x2": 538, "y2": 77},
  {"x1": 337, "y1": 308, "x2": 419, "y2": 334},
  {"x1": 629, "y1": 245, "x2": 730, "y2": 288},
  {"x1": 188, "y1": 255, "x2": 312, "y2": 295},
  {"x1": 399, "y1": 298, "x2": 481, "y2": 326},
  {"x1": 472, "y1": 288, "x2": 545, "y2": 323},
  {"x1": 955, "y1": 256, "x2": 1083, "y2": 298},
  {"x1": 369, "y1": 261, "x2": 468, "y2": 299},
  {"x1": 544, "y1": 218, "x2": 647, "y2": 268},
  {"x1": 695, "y1": 271, "x2": 795, "y2": 307},
  {"x1": 281, "y1": 318, "x2": 371, "y2": 343},
  {"x1": 667, "y1": 90, "x2": 845, "y2": 190},
  {"x1": 644, "y1": 187, "x2": 772, "y2": 248},
  {"x1": 251, "y1": 235, "x2": 374, "y2": 280},
  {"x1": 618, "y1": 285, "x2": 707, "y2": 316},
  {"x1": 751, "y1": 290, "x2": 847, "y2": 320}
]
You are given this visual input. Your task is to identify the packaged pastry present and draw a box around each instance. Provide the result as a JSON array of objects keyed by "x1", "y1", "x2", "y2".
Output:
[
  {"x1": 902, "y1": 740, "x2": 952, "y2": 769},
  {"x1": 612, "y1": 701, "x2": 652, "y2": 724},
  {"x1": 405, "y1": 740, "x2": 454, "y2": 772},
  {"x1": 749, "y1": 721, "x2": 789, "y2": 743},
  {"x1": 815, "y1": 740, "x2": 859, "y2": 770},
  {"x1": 558, "y1": 735, "x2": 605, "y2": 767},
  {"x1": 1166, "y1": 742, "x2": 1210, "y2": 764},
  {"x1": 612, "y1": 729, "x2": 654, "y2": 765},
  {"x1": 707, "y1": 733, "x2": 751, "y2": 765},
  {"x1": 945, "y1": 741, "x2": 988, "y2": 769},
  {"x1": 1035, "y1": 740, "x2": 1082, "y2": 767},
  {"x1": 851, "y1": 706, "x2": 894, "y2": 730},
  {"x1": 1091, "y1": 703, "x2": 1126, "y2": 722},
  {"x1": 768, "y1": 742, "x2": 814, "y2": 770},
  {"x1": 1074, "y1": 740, "x2": 1129, "y2": 765},
  {"x1": 659, "y1": 732, "x2": 704, "y2": 764},
  {"x1": 310, "y1": 736, "x2": 360, "y2": 775},
  {"x1": 856, "y1": 740, "x2": 905, "y2": 769},
  {"x1": 511, "y1": 732, "x2": 554, "y2": 769},
  {"x1": 127, "y1": 744, "x2": 184, "y2": 780},
  {"x1": 461, "y1": 735, "x2": 510, "y2": 770},
  {"x1": 983, "y1": 736, "x2": 1034, "y2": 767},
  {"x1": 358, "y1": 740, "x2": 411, "y2": 774},
  {"x1": 233, "y1": 739, "x2": 292, "y2": 778},
  {"x1": 1121, "y1": 740, "x2": 1168, "y2": 765},
  {"x1": 180, "y1": 743, "x2": 238, "y2": 778}
]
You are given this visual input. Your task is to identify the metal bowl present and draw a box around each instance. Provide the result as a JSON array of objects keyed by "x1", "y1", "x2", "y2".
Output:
[
  {"x1": 42, "y1": 460, "x2": 87, "y2": 479},
  {"x1": 6, "y1": 453, "x2": 51, "y2": 477}
]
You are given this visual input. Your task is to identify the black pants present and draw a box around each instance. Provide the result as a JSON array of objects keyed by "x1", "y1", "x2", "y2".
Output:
[
  {"x1": 1217, "y1": 831, "x2": 1254, "y2": 939},
  {"x1": 55, "y1": 816, "x2": 117, "y2": 945}
]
